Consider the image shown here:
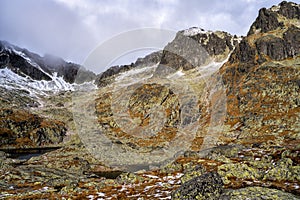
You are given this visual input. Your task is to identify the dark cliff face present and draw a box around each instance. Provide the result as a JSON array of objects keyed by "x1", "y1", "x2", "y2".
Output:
[
  {"x1": 0, "y1": 41, "x2": 52, "y2": 81},
  {"x1": 224, "y1": 1, "x2": 300, "y2": 84},
  {"x1": 0, "y1": 41, "x2": 95, "y2": 84},
  {"x1": 248, "y1": 1, "x2": 299, "y2": 35}
]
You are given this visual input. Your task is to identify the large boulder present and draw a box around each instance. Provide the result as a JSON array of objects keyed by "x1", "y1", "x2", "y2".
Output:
[{"x1": 172, "y1": 172, "x2": 223, "y2": 200}]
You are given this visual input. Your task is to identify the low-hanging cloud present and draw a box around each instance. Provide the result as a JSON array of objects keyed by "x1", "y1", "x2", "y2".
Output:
[{"x1": 0, "y1": 0, "x2": 283, "y2": 73}]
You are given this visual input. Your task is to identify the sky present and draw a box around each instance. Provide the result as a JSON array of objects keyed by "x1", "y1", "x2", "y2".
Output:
[{"x1": 0, "y1": 0, "x2": 284, "y2": 73}]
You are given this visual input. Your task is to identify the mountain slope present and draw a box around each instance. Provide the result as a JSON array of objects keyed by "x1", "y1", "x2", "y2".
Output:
[
  {"x1": 219, "y1": 1, "x2": 300, "y2": 147},
  {"x1": 89, "y1": 1, "x2": 300, "y2": 165},
  {"x1": 0, "y1": 1, "x2": 300, "y2": 199}
]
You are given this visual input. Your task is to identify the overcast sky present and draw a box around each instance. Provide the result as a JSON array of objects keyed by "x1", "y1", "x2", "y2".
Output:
[{"x1": 0, "y1": 0, "x2": 283, "y2": 73}]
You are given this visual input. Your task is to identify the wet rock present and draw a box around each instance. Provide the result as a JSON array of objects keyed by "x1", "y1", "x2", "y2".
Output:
[{"x1": 172, "y1": 172, "x2": 223, "y2": 200}]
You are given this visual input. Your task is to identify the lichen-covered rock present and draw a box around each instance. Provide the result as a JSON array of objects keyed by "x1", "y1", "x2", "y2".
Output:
[
  {"x1": 180, "y1": 164, "x2": 205, "y2": 184},
  {"x1": 116, "y1": 172, "x2": 144, "y2": 184},
  {"x1": 95, "y1": 83, "x2": 181, "y2": 152},
  {"x1": 0, "y1": 87, "x2": 39, "y2": 109},
  {"x1": 263, "y1": 158, "x2": 297, "y2": 182},
  {"x1": 0, "y1": 108, "x2": 66, "y2": 148},
  {"x1": 220, "y1": 186, "x2": 300, "y2": 200},
  {"x1": 172, "y1": 172, "x2": 223, "y2": 200},
  {"x1": 218, "y1": 163, "x2": 261, "y2": 185}
]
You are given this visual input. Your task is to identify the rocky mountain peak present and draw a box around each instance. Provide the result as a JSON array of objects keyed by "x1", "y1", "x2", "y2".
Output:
[
  {"x1": 227, "y1": 1, "x2": 299, "y2": 68},
  {"x1": 248, "y1": 1, "x2": 299, "y2": 35},
  {"x1": 159, "y1": 28, "x2": 241, "y2": 71},
  {"x1": 181, "y1": 28, "x2": 241, "y2": 60}
]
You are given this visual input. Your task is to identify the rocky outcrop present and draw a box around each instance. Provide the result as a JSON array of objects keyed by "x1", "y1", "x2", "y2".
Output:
[
  {"x1": 220, "y1": 187, "x2": 300, "y2": 200},
  {"x1": 219, "y1": 1, "x2": 300, "y2": 147},
  {"x1": 172, "y1": 172, "x2": 223, "y2": 200},
  {"x1": 0, "y1": 108, "x2": 66, "y2": 148},
  {"x1": 95, "y1": 83, "x2": 181, "y2": 152},
  {"x1": 159, "y1": 29, "x2": 240, "y2": 71},
  {"x1": 248, "y1": 1, "x2": 299, "y2": 35},
  {"x1": 42, "y1": 54, "x2": 96, "y2": 84},
  {"x1": 95, "y1": 29, "x2": 240, "y2": 87}
]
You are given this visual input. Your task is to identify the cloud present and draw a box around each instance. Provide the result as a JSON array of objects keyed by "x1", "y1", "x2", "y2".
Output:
[
  {"x1": 0, "y1": 0, "x2": 283, "y2": 72},
  {"x1": 0, "y1": 0, "x2": 96, "y2": 63}
]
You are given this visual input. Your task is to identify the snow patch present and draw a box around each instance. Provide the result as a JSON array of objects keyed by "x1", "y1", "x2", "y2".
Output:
[
  {"x1": 114, "y1": 64, "x2": 158, "y2": 87},
  {"x1": 0, "y1": 67, "x2": 96, "y2": 96},
  {"x1": 116, "y1": 64, "x2": 158, "y2": 81},
  {"x1": 12, "y1": 49, "x2": 50, "y2": 76},
  {"x1": 196, "y1": 54, "x2": 231, "y2": 78},
  {"x1": 167, "y1": 70, "x2": 185, "y2": 79},
  {"x1": 183, "y1": 27, "x2": 212, "y2": 36}
]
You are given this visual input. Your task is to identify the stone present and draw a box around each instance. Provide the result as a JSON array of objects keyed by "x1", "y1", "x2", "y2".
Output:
[
  {"x1": 220, "y1": 186, "x2": 300, "y2": 200},
  {"x1": 172, "y1": 172, "x2": 223, "y2": 200}
]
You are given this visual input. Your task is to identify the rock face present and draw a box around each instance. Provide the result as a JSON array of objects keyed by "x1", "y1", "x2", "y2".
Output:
[
  {"x1": 0, "y1": 41, "x2": 96, "y2": 84},
  {"x1": 160, "y1": 29, "x2": 240, "y2": 71},
  {"x1": 0, "y1": 108, "x2": 66, "y2": 148},
  {"x1": 219, "y1": 1, "x2": 300, "y2": 147},
  {"x1": 95, "y1": 83, "x2": 181, "y2": 152},
  {"x1": 93, "y1": 0, "x2": 300, "y2": 162},
  {"x1": 248, "y1": 1, "x2": 299, "y2": 35}
]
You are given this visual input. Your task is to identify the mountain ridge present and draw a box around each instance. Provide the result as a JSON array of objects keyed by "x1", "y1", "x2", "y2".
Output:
[{"x1": 0, "y1": 40, "x2": 96, "y2": 84}]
